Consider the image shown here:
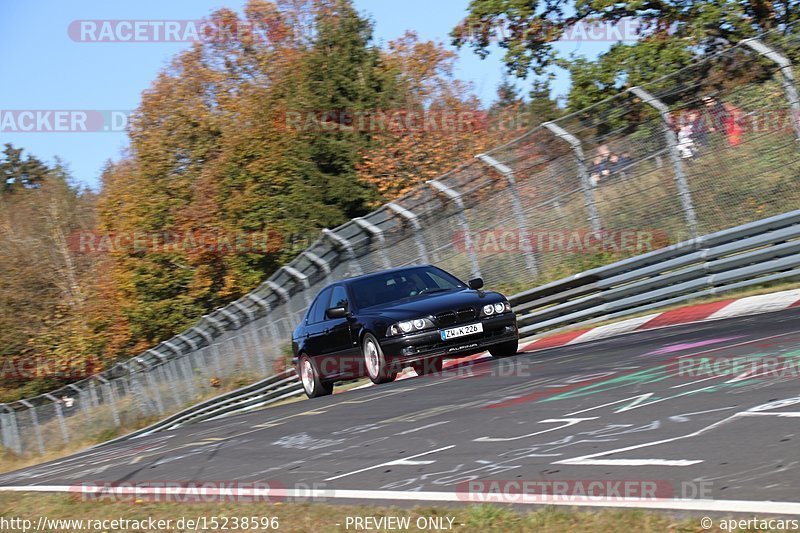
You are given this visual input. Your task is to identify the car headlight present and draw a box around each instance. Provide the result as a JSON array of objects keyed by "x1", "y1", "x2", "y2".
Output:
[
  {"x1": 481, "y1": 301, "x2": 511, "y2": 317},
  {"x1": 387, "y1": 317, "x2": 435, "y2": 336}
]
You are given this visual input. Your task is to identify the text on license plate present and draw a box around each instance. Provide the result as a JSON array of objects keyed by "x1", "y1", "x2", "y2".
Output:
[{"x1": 440, "y1": 322, "x2": 483, "y2": 341}]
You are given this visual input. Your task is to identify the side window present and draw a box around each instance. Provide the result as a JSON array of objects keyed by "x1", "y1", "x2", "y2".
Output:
[
  {"x1": 329, "y1": 285, "x2": 348, "y2": 311},
  {"x1": 308, "y1": 287, "x2": 332, "y2": 324}
]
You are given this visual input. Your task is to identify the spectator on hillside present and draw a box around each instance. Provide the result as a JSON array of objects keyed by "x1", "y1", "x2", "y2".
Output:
[
  {"x1": 677, "y1": 110, "x2": 698, "y2": 159},
  {"x1": 700, "y1": 95, "x2": 730, "y2": 144},
  {"x1": 590, "y1": 144, "x2": 611, "y2": 186}
]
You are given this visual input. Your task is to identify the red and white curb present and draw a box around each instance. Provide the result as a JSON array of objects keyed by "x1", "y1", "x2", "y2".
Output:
[
  {"x1": 338, "y1": 288, "x2": 800, "y2": 391},
  {"x1": 520, "y1": 288, "x2": 800, "y2": 352}
]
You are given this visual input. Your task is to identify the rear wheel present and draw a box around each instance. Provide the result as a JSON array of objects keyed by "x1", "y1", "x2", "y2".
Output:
[
  {"x1": 298, "y1": 355, "x2": 333, "y2": 398},
  {"x1": 412, "y1": 357, "x2": 443, "y2": 376},
  {"x1": 489, "y1": 339, "x2": 519, "y2": 358},
  {"x1": 363, "y1": 333, "x2": 397, "y2": 384}
]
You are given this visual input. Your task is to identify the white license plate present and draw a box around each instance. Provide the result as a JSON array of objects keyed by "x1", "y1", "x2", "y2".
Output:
[{"x1": 440, "y1": 322, "x2": 483, "y2": 341}]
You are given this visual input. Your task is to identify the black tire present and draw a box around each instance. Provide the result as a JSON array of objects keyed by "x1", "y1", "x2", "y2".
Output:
[
  {"x1": 412, "y1": 357, "x2": 443, "y2": 376},
  {"x1": 489, "y1": 339, "x2": 519, "y2": 358},
  {"x1": 298, "y1": 354, "x2": 333, "y2": 398},
  {"x1": 362, "y1": 333, "x2": 397, "y2": 384}
]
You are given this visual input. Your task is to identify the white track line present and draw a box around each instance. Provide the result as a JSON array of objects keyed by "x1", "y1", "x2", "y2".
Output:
[
  {"x1": 3, "y1": 485, "x2": 800, "y2": 515},
  {"x1": 324, "y1": 445, "x2": 455, "y2": 481}
]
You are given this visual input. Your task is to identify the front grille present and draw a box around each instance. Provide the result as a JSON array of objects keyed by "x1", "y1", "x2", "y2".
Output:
[
  {"x1": 436, "y1": 307, "x2": 476, "y2": 327},
  {"x1": 457, "y1": 307, "x2": 477, "y2": 322},
  {"x1": 436, "y1": 311, "x2": 457, "y2": 326}
]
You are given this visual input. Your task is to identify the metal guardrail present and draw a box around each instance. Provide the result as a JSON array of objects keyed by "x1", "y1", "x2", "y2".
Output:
[
  {"x1": 96, "y1": 369, "x2": 302, "y2": 447},
  {"x1": 509, "y1": 209, "x2": 800, "y2": 336}
]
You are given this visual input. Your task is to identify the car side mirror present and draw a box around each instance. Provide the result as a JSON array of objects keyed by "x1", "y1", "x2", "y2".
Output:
[
  {"x1": 468, "y1": 277, "x2": 484, "y2": 290},
  {"x1": 326, "y1": 306, "x2": 348, "y2": 319}
]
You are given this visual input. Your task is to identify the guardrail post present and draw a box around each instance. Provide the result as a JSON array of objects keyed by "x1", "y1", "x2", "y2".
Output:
[
  {"x1": 44, "y1": 393, "x2": 69, "y2": 444},
  {"x1": 426, "y1": 179, "x2": 482, "y2": 280},
  {"x1": 386, "y1": 202, "x2": 430, "y2": 264},
  {"x1": 1, "y1": 404, "x2": 22, "y2": 455},
  {"x1": 353, "y1": 217, "x2": 392, "y2": 269},
  {"x1": 742, "y1": 38, "x2": 800, "y2": 141},
  {"x1": 475, "y1": 153, "x2": 539, "y2": 277},
  {"x1": 19, "y1": 400, "x2": 44, "y2": 455},
  {"x1": 542, "y1": 121, "x2": 602, "y2": 233},
  {"x1": 629, "y1": 86, "x2": 699, "y2": 239},
  {"x1": 322, "y1": 229, "x2": 364, "y2": 276}
]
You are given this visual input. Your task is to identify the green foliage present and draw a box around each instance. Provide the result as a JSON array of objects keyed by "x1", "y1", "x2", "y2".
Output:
[{"x1": 454, "y1": 0, "x2": 800, "y2": 108}]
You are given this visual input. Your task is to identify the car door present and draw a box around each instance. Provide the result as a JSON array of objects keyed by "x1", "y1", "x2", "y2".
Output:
[
  {"x1": 304, "y1": 287, "x2": 332, "y2": 361},
  {"x1": 323, "y1": 284, "x2": 359, "y2": 378}
]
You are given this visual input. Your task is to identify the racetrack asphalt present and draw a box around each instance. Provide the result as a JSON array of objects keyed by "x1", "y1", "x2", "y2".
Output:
[{"x1": 2, "y1": 308, "x2": 800, "y2": 514}]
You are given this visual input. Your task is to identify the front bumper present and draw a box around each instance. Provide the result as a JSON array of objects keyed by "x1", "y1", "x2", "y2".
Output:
[{"x1": 381, "y1": 312, "x2": 518, "y2": 364}]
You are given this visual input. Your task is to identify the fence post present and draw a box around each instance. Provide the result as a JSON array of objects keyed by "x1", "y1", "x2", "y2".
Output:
[
  {"x1": 96, "y1": 376, "x2": 120, "y2": 427},
  {"x1": 140, "y1": 360, "x2": 166, "y2": 416},
  {"x1": 281, "y1": 265, "x2": 313, "y2": 308},
  {"x1": 44, "y1": 393, "x2": 69, "y2": 444},
  {"x1": 19, "y1": 399, "x2": 44, "y2": 455},
  {"x1": 247, "y1": 293, "x2": 284, "y2": 364},
  {"x1": 542, "y1": 121, "x2": 602, "y2": 233},
  {"x1": 302, "y1": 250, "x2": 332, "y2": 284},
  {"x1": 231, "y1": 300, "x2": 268, "y2": 376},
  {"x1": 66, "y1": 384, "x2": 88, "y2": 418},
  {"x1": 322, "y1": 229, "x2": 364, "y2": 276},
  {"x1": 386, "y1": 202, "x2": 430, "y2": 264},
  {"x1": 741, "y1": 38, "x2": 800, "y2": 141},
  {"x1": 629, "y1": 86, "x2": 699, "y2": 239},
  {"x1": 475, "y1": 153, "x2": 539, "y2": 277},
  {"x1": 426, "y1": 179, "x2": 482, "y2": 280},
  {"x1": 1, "y1": 404, "x2": 22, "y2": 455},
  {"x1": 353, "y1": 217, "x2": 392, "y2": 269},
  {"x1": 128, "y1": 368, "x2": 151, "y2": 416}
]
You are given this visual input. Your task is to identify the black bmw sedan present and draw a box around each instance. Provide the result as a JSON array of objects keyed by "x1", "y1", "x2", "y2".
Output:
[{"x1": 292, "y1": 264, "x2": 518, "y2": 397}]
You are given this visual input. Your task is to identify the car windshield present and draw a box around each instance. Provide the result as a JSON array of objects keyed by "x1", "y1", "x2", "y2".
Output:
[{"x1": 350, "y1": 266, "x2": 465, "y2": 309}]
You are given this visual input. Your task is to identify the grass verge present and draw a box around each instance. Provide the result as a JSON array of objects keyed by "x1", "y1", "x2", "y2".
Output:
[{"x1": 0, "y1": 492, "x2": 741, "y2": 532}]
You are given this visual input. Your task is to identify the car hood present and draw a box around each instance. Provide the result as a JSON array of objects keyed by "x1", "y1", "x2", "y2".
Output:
[{"x1": 358, "y1": 289, "x2": 505, "y2": 319}]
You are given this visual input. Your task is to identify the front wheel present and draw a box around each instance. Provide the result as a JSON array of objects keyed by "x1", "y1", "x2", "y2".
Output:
[
  {"x1": 298, "y1": 355, "x2": 333, "y2": 398},
  {"x1": 489, "y1": 339, "x2": 519, "y2": 358},
  {"x1": 363, "y1": 333, "x2": 397, "y2": 385}
]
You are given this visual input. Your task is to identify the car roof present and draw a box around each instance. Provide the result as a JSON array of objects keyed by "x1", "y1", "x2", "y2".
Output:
[{"x1": 325, "y1": 264, "x2": 435, "y2": 289}]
